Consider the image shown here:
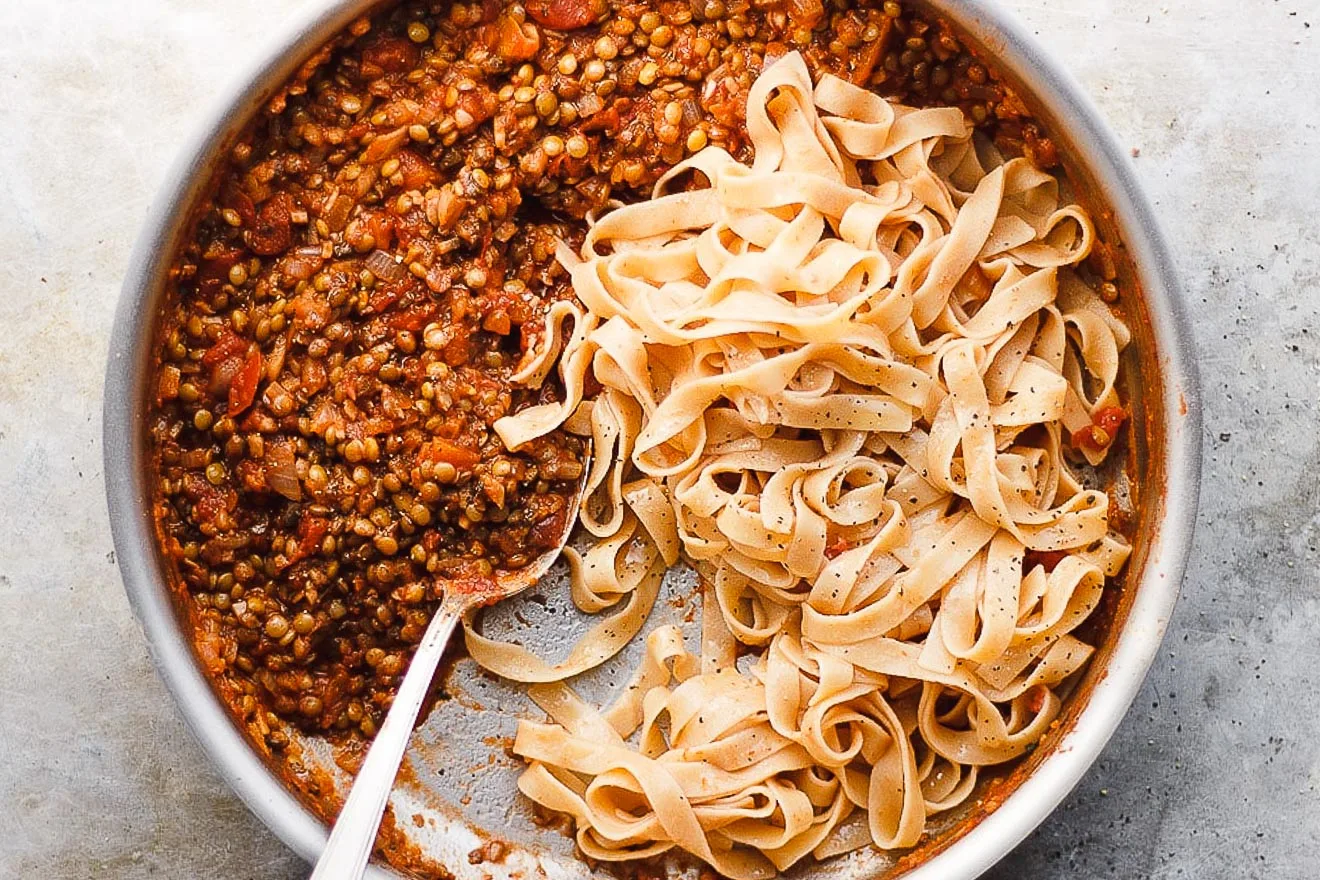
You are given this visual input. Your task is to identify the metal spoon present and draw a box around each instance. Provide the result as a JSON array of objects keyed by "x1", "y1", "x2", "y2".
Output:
[{"x1": 309, "y1": 454, "x2": 590, "y2": 880}]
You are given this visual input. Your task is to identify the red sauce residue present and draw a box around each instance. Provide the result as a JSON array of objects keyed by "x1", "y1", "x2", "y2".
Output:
[
  {"x1": 376, "y1": 805, "x2": 455, "y2": 880},
  {"x1": 1024, "y1": 549, "x2": 1068, "y2": 573},
  {"x1": 447, "y1": 574, "x2": 501, "y2": 600}
]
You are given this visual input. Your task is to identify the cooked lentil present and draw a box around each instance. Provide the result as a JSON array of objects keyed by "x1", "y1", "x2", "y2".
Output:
[{"x1": 149, "y1": 0, "x2": 1060, "y2": 751}]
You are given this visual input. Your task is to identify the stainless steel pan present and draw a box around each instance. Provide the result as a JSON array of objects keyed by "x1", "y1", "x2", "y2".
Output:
[{"x1": 104, "y1": 2, "x2": 1202, "y2": 877}]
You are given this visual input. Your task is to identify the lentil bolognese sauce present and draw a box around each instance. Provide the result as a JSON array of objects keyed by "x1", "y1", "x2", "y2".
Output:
[{"x1": 148, "y1": 0, "x2": 1132, "y2": 863}]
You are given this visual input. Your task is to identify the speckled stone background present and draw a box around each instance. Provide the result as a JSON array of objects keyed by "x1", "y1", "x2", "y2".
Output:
[{"x1": 1, "y1": 0, "x2": 1316, "y2": 877}]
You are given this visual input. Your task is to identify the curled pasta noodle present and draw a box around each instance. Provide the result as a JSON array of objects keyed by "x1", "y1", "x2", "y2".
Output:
[{"x1": 484, "y1": 51, "x2": 1132, "y2": 877}]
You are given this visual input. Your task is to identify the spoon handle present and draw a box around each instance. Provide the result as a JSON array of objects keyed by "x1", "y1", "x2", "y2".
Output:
[{"x1": 309, "y1": 602, "x2": 462, "y2": 880}]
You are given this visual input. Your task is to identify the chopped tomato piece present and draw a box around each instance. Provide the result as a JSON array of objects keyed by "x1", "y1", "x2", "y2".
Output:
[
  {"x1": 361, "y1": 125, "x2": 410, "y2": 164},
  {"x1": 455, "y1": 87, "x2": 498, "y2": 128},
  {"x1": 300, "y1": 358, "x2": 328, "y2": 397},
  {"x1": 380, "y1": 387, "x2": 413, "y2": 423},
  {"x1": 361, "y1": 35, "x2": 419, "y2": 75},
  {"x1": 345, "y1": 417, "x2": 395, "y2": 441},
  {"x1": 482, "y1": 308, "x2": 512, "y2": 335},
  {"x1": 373, "y1": 98, "x2": 423, "y2": 129},
  {"x1": 524, "y1": 0, "x2": 596, "y2": 30},
  {"x1": 287, "y1": 516, "x2": 329, "y2": 565},
  {"x1": 247, "y1": 194, "x2": 294, "y2": 256},
  {"x1": 785, "y1": 0, "x2": 824, "y2": 29},
  {"x1": 239, "y1": 408, "x2": 278, "y2": 434},
  {"x1": 367, "y1": 283, "x2": 405, "y2": 315},
  {"x1": 1070, "y1": 425, "x2": 1105, "y2": 450},
  {"x1": 361, "y1": 211, "x2": 396, "y2": 253},
  {"x1": 291, "y1": 291, "x2": 332, "y2": 331},
  {"x1": 202, "y1": 330, "x2": 250, "y2": 368},
  {"x1": 418, "y1": 438, "x2": 481, "y2": 470},
  {"x1": 394, "y1": 149, "x2": 438, "y2": 190},
  {"x1": 1095, "y1": 406, "x2": 1127, "y2": 437},
  {"x1": 479, "y1": 13, "x2": 541, "y2": 62},
  {"x1": 386, "y1": 302, "x2": 438, "y2": 333},
  {"x1": 443, "y1": 333, "x2": 472, "y2": 366},
  {"x1": 228, "y1": 347, "x2": 264, "y2": 415},
  {"x1": 848, "y1": 17, "x2": 892, "y2": 85},
  {"x1": 183, "y1": 472, "x2": 237, "y2": 525},
  {"x1": 363, "y1": 268, "x2": 414, "y2": 311},
  {"x1": 699, "y1": 77, "x2": 742, "y2": 128},
  {"x1": 1071, "y1": 406, "x2": 1127, "y2": 452},
  {"x1": 763, "y1": 41, "x2": 792, "y2": 68},
  {"x1": 236, "y1": 459, "x2": 269, "y2": 494},
  {"x1": 580, "y1": 106, "x2": 621, "y2": 135}
]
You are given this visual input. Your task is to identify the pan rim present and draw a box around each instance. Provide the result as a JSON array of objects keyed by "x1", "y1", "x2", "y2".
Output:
[{"x1": 102, "y1": 2, "x2": 1202, "y2": 877}]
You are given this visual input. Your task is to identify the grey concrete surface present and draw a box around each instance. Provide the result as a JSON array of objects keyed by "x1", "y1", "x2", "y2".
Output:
[{"x1": 0, "y1": 0, "x2": 1316, "y2": 877}]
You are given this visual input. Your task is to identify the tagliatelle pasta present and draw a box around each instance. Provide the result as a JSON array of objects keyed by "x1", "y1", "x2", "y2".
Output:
[{"x1": 477, "y1": 51, "x2": 1131, "y2": 878}]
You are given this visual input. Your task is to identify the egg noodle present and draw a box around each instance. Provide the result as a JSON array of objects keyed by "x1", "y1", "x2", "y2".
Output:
[{"x1": 474, "y1": 51, "x2": 1131, "y2": 878}]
